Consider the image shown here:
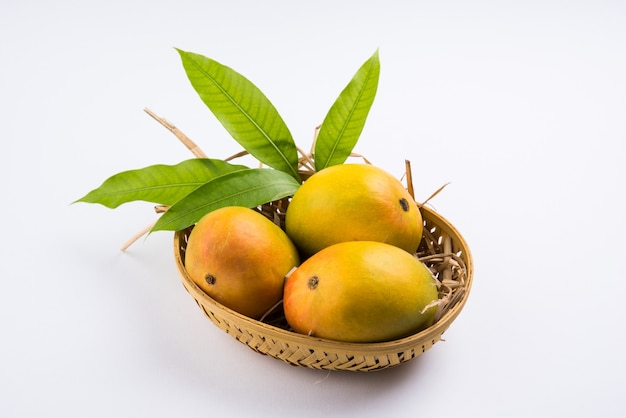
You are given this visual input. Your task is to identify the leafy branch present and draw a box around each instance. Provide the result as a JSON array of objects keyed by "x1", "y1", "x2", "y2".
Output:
[{"x1": 75, "y1": 48, "x2": 382, "y2": 249}]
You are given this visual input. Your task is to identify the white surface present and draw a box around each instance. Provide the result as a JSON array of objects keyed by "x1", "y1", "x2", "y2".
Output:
[{"x1": 2, "y1": 0, "x2": 625, "y2": 417}]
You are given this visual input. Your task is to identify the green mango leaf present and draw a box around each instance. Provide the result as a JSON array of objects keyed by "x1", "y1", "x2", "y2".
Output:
[
  {"x1": 314, "y1": 50, "x2": 380, "y2": 171},
  {"x1": 151, "y1": 168, "x2": 301, "y2": 232},
  {"x1": 75, "y1": 158, "x2": 248, "y2": 208},
  {"x1": 177, "y1": 49, "x2": 300, "y2": 180}
]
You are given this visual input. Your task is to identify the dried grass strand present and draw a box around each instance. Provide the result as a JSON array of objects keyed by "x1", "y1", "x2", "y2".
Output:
[
  {"x1": 405, "y1": 160, "x2": 415, "y2": 200},
  {"x1": 144, "y1": 108, "x2": 208, "y2": 158},
  {"x1": 420, "y1": 182, "x2": 451, "y2": 207},
  {"x1": 223, "y1": 150, "x2": 250, "y2": 162},
  {"x1": 120, "y1": 205, "x2": 172, "y2": 252},
  {"x1": 120, "y1": 219, "x2": 157, "y2": 251}
]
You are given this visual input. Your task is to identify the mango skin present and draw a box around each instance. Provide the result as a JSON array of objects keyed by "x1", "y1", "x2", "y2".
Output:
[
  {"x1": 283, "y1": 241, "x2": 439, "y2": 343},
  {"x1": 185, "y1": 206, "x2": 300, "y2": 319},
  {"x1": 285, "y1": 164, "x2": 423, "y2": 258}
]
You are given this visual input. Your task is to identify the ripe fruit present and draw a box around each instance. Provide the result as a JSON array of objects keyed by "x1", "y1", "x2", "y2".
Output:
[
  {"x1": 184, "y1": 206, "x2": 300, "y2": 319},
  {"x1": 283, "y1": 241, "x2": 439, "y2": 343},
  {"x1": 285, "y1": 164, "x2": 422, "y2": 258}
]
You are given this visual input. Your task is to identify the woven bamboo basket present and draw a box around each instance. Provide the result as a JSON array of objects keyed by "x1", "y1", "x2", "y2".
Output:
[{"x1": 173, "y1": 195, "x2": 473, "y2": 372}]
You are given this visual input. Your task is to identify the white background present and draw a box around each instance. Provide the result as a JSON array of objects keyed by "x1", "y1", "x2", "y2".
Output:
[{"x1": 2, "y1": 1, "x2": 625, "y2": 417}]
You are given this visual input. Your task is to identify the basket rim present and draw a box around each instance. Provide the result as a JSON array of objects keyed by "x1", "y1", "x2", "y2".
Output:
[{"x1": 173, "y1": 204, "x2": 473, "y2": 355}]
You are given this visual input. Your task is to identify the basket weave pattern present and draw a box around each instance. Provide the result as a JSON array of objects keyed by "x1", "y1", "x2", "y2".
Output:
[{"x1": 174, "y1": 202, "x2": 473, "y2": 372}]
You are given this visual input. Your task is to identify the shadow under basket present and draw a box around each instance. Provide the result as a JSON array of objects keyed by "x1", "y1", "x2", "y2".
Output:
[{"x1": 173, "y1": 204, "x2": 474, "y2": 372}]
